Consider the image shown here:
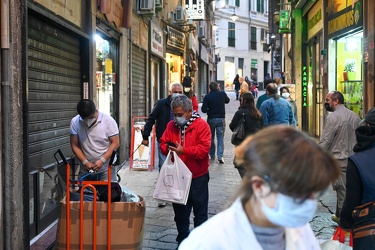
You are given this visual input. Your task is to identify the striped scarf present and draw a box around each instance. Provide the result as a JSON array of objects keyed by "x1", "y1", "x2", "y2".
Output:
[{"x1": 174, "y1": 111, "x2": 200, "y2": 140}]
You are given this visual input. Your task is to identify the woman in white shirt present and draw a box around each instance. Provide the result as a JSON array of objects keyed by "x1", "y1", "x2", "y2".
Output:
[{"x1": 179, "y1": 126, "x2": 340, "y2": 250}]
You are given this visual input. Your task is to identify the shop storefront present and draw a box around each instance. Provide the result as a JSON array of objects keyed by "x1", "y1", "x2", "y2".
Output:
[
  {"x1": 27, "y1": 4, "x2": 90, "y2": 238},
  {"x1": 95, "y1": 28, "x2": 120, "y2": 120},
  {"x1": 301, "y1": 0, "x2": 324, "y2": 137},
  {"x1": 131, "y1": 16, "x2": 148, "y2": 118},
  {"x1": 327, "y1": 0, "x2": 363, "y2": 118},
  {"x1": 198, "y1": 43, "x2": 209, "y2": 101},
  {"x1": 166, "y1": 26, "x2": 186, "y2": 86}
]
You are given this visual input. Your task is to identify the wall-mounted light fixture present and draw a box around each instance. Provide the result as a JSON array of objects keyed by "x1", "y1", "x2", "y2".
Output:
[{"x1": 215, "y1": 5, "x2": 238, "y2": 22}]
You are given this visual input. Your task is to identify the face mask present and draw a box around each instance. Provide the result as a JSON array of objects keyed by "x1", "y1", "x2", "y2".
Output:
[
  {"x1": 324, "y1": 103, "x2": 333, "y2": 112},
  {"x1": 260, "y1": 193, "x2": 317, "y2": 228},
  {"x1": 281, "y1": 92, "x2": 290, "y2": 99},
  {"x1": 172, "y1": 93, "x2": 180, "y2": 99},
  {"x1": 175, "y1": 116, "x2": 188, "y2": 126},
  {"x1": 184, "y1": 87, "x2": 191, "y2": 92},
  {"x1": 84, "y1": 117, "x2": 96, "y2": 127}
]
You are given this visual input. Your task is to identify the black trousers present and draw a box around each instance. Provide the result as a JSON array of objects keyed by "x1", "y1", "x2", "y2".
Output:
[{"x1": 172, "y1": 172, "x2": 209, "y2": 244}]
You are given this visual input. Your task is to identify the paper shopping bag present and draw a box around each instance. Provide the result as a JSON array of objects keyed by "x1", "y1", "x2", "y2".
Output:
[{"x1": 153, "y1": 151, "x2": 192, "y2": 205}]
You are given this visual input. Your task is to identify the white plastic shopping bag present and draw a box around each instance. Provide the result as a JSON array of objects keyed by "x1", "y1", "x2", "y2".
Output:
[{"x1": 153, "y1": 151, "x2": 192, "y2": 205}]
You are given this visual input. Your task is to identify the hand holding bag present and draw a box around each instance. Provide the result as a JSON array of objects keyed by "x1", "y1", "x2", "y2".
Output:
[
  {"x1": 321, "y1": 226, "x2": 353, "y2": 250},
  {"x1": 231, "y1": 109, "x2": 246, "y2": 146},
  {"x1": 153, "y1": 151, "x2": 192, "y2": 205}
]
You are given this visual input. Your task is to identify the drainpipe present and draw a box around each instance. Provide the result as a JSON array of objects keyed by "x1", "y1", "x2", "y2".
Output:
[{"x1": 1, "y1": 0, "x2": 10, "y2": 248}]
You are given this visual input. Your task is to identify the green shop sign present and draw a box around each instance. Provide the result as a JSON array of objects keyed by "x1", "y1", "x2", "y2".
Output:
[{"x1": 327, "y1": 0, "x2": 362, "y2": 39}]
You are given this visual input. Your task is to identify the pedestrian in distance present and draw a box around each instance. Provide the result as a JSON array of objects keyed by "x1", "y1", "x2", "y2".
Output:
[
  {"x1": 70, "y1": 99, "x2": 120, "y2": 182},
  {"x1": 340, "y1": 107, "x2": 375, "y2": 229},
  {"x1": 182, "y1": 76, "x2": 198, "y2": 112},
  {"x1": 280, "y1": 86, "x2": 298, "y2": 125},
  {"x1": 179, "y1": 126, "x2": 340, "y2": 250},
  {"x1": 233, "y1": 74, "x2": 241, "y2": 100},
  {"x1": 229, "y1": 92, "x2": 263, "y2": 178},
  {"x1": 159, "y1": 95, "x2": 211, "y2": 246},
  {"x1": 238, "y1": 76, "x2": 249, "y2": 97},
  {"x1": 259, "y1": 83, "x2": 296, "y2": 127},
  {"x1": 318, "y1": 90, "x2": 360, "y2": 223},
  {"x1": 201, "y1": 81, "x2": 230, "y2": 164}
]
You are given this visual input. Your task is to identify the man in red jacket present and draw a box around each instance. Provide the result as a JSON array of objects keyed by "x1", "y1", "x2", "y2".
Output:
[{"x1": 160, "y1": 94, "x2": 211, "y2": 246}]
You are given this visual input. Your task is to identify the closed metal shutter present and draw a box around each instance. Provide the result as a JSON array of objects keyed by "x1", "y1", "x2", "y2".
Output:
[
  {"x1": 131, "y1": 44, "x2": 147, "y2": 117},
  {"x1": 28, "y1": 16, "x2": 81, "y2": 171}
]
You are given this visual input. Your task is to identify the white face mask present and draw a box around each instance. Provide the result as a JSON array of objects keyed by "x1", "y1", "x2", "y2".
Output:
[
  {"x1": 84, "y1": 117, "x2": 96, "y2": 127},
  {"x1": 184, "y1": 87, "x2": 191, "y2": 92},
  {"x1": 260, "y1": 193, "x2": 317, "y2": 228},
  {"x1": 281, "y1": 92, "x2": 290, "y2": 99},
  {"x1": 172, "y1": 93, "x2": 180, "y2": 99}
]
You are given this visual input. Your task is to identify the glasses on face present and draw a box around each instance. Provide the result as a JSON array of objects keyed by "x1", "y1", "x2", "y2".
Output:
[
  {"x1": 263, "y1": 175, "x2": 326, "y2": 204},
  {"x1": 172, "y1": 91, "x2": 183, "y2": 94}
]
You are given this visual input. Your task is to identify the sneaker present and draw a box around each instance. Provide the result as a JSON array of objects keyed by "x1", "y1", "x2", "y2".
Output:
[
  {"x1": 158, "y1": 202, "x2": 166, "y2": 207},
  {"x1": 218, "y1": 158, "x2": 225, "y2": 164},
  {"x1": 331, "y1": 214, "x2": 340, "y2": 224},
  {"x1": 209, "y1": 155, "x2": 215, "y2": 161}
]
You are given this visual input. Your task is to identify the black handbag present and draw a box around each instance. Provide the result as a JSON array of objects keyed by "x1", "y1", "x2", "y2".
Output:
[
  {"x1": 352, "y1": 201, "x2": 375, "y2": 249},
  {"x1": 231, "y1": 110, "x2": 246, "y2": 146}
]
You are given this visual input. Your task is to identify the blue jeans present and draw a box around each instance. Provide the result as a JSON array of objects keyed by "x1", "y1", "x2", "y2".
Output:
[
  {"x1": 157, "y1": 140, "x2": 167, "y2": 171},
  {"x1": 207, "y1": 118, "x2": 225, "y2": 159},
  {"x1": 172, "y1": 173, "x2": 209, "y2": 244},
  {"x1": 235, "y1": 89, "x2": 240, "y2": 99}
]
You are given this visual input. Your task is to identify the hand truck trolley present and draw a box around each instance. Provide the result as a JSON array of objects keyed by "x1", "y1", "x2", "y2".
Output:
[{"x1": 55, "y1": 149, "x2": 116, "y2": 250}]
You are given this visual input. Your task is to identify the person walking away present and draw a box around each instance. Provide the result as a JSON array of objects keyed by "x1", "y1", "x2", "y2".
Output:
[
  {"x1": 280, "y1": 86, "x2": 298, "y2": 125},
  {"x1": 233, "y1": 74, "x2": 241, "y2": 100},
  {"x1": 229, "y1": 92, "x2": 263, "y2": 178},
  {"x1": 259, "y1": 83, "x2": 296, "y2": 127},
  {"x1": 142, "y1": 83, "x2": 183, "y2": 207},
  {"x1": 256, "y1": 78, "x2": 275, "y2": 109},
  {"x1": 160, "y1": 95, "x2": 211, "y2": 246},
  {"x1": 179, "y1": 126, "x2": 340, "y2": 249},
  {"x1": 182, "y1": 76, "x2": 198, "y2": 112},
  {"x1": 318, "y1": 91, "x2": 360, "y2": 223},
  {"x1": 70, "y1": 99, "x2": 120, "y2": 184},
  {"x1": 340, "y1": 107, "x2": 375, "y2": 230},
  {"x1": 201, "y1": 82, "x2": 230, "y2": 164}
]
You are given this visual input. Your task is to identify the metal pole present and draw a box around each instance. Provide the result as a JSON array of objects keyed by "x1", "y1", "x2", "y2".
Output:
[{"x1": 1, "y1": 0, "x2": 10, "y2": 248}]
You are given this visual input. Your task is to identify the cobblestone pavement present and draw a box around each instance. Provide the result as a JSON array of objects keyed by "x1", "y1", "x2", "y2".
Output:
[{"x1": 118, "y1": 91, "x2": 339, "y2": 249}]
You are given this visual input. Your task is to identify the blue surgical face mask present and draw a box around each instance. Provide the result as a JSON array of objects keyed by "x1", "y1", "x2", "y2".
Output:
[
  {"x1": 175, "y1": 116, "x2": 188, "y2": 126},
  {"x1": 260, "y1": 193, "x2": 317, "y2": 228}
]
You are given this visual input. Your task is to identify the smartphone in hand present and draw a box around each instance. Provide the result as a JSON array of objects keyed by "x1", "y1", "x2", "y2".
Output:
[{"x1": 167, "y1": 141, "x2": 177, "y2": 147}]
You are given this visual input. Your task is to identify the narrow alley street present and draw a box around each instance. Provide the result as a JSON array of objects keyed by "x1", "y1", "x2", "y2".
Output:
[{"x1": 118, "y1": 91, "x2": 340, "y2": 249}]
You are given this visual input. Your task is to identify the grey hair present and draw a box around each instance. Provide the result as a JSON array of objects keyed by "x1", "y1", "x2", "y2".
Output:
[
  {"x1": 171, "y1": 83, "x2": 183, "y2": 90},
  {"x1": 171, "y1": 94, "x2": 192, "y2": 112}
]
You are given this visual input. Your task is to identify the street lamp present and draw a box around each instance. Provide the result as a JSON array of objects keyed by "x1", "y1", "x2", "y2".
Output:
[{"x1": 230, "y1": 13, "x2": 239, "y2": 22}]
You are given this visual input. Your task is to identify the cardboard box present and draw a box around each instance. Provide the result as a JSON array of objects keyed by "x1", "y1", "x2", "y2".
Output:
[{"x1": 56, "y1": 196, "x2": 145, "y2": 250}]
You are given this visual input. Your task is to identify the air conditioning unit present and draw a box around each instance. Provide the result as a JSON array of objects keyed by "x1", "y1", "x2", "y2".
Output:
[
  {"x1": 198, "y1": 26, "x2": 206, "y2": 38},
  {"x1": 155, "y1": 0, "x2": 163, "y2": 10},
  {"x1": 138, "y1": 0, "x2": 155, "y2": 15},
  {"x1": 174, "y1": 6, "x2": 187, "y2": 22}
]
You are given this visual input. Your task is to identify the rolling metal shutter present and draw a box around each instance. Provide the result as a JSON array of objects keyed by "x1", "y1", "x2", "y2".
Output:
[
  {"x1": 28, "y1": 16, "x2": 81, "y2": 171},
  {"x1": 131, "y1": 44, "x2": 147, "y2": 117}
]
